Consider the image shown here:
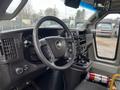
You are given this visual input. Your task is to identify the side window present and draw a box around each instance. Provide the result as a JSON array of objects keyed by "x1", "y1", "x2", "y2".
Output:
[{"x1": 95, "y1": 14, "x2": 119, "y2": 60}]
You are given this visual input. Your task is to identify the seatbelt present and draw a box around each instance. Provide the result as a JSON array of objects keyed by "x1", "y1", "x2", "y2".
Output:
[{"x1": 109, "y1": 74, "x2": 120, "y2": 90}]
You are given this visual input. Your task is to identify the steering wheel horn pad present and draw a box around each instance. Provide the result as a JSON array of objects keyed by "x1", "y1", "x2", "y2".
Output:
[{"x1": 45, "y1": 36, "x2": 67, "y2": 58}]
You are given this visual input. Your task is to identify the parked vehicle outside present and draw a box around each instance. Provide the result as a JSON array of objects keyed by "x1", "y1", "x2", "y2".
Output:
[
  {"x1": 114, "y1": 24, "x2": 119, "y2": 37},
  {"x1": 96, "y1": 22, "x2": 113, "y2": 37}
]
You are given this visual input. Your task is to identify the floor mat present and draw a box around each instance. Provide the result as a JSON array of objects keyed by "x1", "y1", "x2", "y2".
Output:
[
  {"x1": 75, "y1": 80, "x2": 108, "y2": 90},
  {"x1": 22, "y1": 82, "x2": 40, "y2": 90}
]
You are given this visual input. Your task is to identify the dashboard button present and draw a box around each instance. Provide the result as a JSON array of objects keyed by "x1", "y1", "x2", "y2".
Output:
[{"x1": 24, "y1": 65, "x2": 29, "y2": 71}]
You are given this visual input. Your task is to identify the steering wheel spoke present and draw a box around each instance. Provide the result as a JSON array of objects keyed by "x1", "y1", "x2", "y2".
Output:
[
  {"x1": 39, "y1": 38, "x2": 47, "y2": 47},
  {"x1": 64, "y1": 37, "x2": 73, "y2": 42},
  {"x1": 39, "y1": 38, "x2": 57, "y2": 62},
  {"x1": 46, "y1": 44, "x2": 56, "y2": 62},
  {"x1": 65, "y1": 37, "x2": 73, "y2": 52}
]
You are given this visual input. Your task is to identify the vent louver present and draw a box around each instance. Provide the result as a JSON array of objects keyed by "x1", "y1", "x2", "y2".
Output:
[{"x1": 2, "y1": 38, "x2": 17, "y2": 60}]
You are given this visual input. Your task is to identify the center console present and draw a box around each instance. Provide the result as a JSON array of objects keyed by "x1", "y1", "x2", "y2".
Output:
[
  {"x1": 64, "y1": 30, "x2": 93, "y2": 90},
  {"x1": 71, "y1": 30, "x2": 92, "y2": 70}
]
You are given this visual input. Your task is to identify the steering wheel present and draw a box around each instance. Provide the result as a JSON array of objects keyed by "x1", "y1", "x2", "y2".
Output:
[{"x1": 33, "y1": 16, "x2": 76, "y2": 70}]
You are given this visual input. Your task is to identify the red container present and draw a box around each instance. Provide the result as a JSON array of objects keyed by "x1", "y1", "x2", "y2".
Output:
[{"x1": 86, "y1": 73, "x2": 110, "y2": 85}]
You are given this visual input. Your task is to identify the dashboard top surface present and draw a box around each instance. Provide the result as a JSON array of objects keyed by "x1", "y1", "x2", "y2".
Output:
[{"x1": 0, "y1": 27, "x2": 86, "y2": 34}]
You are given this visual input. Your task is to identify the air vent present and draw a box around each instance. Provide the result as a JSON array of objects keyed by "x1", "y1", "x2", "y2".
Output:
[{"x1": 2, "y1": 38, "x2": 17, "y2": 60}]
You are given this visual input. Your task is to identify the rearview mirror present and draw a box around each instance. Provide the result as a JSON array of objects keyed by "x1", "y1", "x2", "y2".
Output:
[{"x1": 65, "y1": 0, "x2": 81, "y2": 8}]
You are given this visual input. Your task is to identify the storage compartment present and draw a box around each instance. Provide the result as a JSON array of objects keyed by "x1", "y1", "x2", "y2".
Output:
[
  {"x1": 64, "y1": 61, "x2": 92, "y2": 90},
  {"x1": 64, "y1": 67, "x2": 87, "y2": 90}
]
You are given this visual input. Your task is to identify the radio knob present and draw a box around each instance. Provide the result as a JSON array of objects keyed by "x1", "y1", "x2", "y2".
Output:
[
  {"x1": 15, "y1": 67, "x2": 24, "y2": 75},
  {"x1": 24, "y1": 40, "x2": 31, "y2": 47}
]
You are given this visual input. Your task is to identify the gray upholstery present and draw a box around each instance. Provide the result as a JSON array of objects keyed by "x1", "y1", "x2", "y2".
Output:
[{"x1": 75, "y1": 80, "x2": 108, "y2": 90}]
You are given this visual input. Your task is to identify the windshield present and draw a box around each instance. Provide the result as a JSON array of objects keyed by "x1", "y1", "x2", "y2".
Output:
[
  {"x1": 0, "y1": 0, "x2": 96, "y2": 31},
  {"x1": 97, "y1": 23, "x2": 112, "y2": 30}
]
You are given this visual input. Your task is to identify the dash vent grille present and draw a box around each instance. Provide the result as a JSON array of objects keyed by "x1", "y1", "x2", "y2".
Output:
[{"x1": 2, "y1": 38, "x2": 17, "y2": 60}]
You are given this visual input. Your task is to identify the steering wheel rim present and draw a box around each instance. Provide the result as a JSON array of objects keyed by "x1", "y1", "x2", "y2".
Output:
[{"x1": 33, "y1": 16, "x2": 76, "y2": 70}]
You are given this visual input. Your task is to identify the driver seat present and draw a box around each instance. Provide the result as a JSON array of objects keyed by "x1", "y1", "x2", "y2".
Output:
[{"x1": 75, "y1": 80, "x2": 107, "y2": 90}]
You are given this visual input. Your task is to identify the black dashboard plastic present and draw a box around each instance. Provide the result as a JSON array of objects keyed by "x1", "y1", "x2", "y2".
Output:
[
  {"x1": 0, "y1": 28, "x2": 93, "y2": 90},
  {"x1": 0, "y1": 29, "x2": 47, "y2": 90}
]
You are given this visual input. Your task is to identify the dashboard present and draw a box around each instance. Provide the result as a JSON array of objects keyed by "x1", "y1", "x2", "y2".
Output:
[{"x1": 0, "y1": 28, "x2": 93, "y2": 90}]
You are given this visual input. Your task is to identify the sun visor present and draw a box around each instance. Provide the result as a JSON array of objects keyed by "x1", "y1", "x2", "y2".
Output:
[{"x1": 0, "y1": 0, "x2": 28, "y2": 20}]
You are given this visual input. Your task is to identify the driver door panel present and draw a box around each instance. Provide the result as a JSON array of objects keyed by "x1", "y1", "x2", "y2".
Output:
[{"x1": 89, "y1": 14, "x2": 120, "y2": 76}]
